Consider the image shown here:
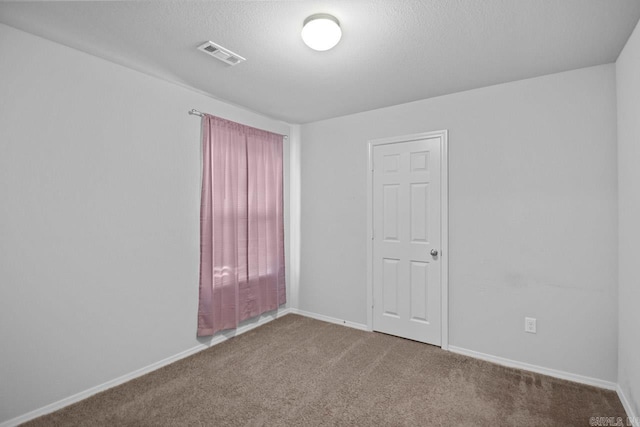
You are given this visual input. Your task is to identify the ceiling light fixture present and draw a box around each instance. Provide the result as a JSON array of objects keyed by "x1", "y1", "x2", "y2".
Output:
[{"x1": 301, "y1": 14, "x2": 342, "y2": 51}]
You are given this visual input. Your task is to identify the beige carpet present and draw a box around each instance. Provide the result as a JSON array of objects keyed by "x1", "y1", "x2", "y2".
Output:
[{"x1": 25, "y1": 314, "x2": 625, "y2": 426}]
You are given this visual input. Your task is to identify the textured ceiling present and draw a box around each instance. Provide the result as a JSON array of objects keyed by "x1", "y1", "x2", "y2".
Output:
[{"x1": 1, "y1": 1, "x2": 640, "y2": 124}]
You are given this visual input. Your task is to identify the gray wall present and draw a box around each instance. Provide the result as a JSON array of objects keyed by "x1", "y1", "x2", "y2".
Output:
[
  {"x1": 0, "y1": 24, "x2": 291, "y2": 423},
  {"x1": 616, "y1": 19, "x2": 640, "y2": 418},
  {"x1": 300, "y1": 64, "x2": 618, "y2": 382}
]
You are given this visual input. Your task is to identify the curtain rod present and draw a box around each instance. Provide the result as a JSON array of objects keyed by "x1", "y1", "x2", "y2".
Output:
[
  {"x1": 188, "y1": 109, "x2": 206, "y2": 117},
  {"x1": 188, "y1": 109, "x2": 288, "y2": 140}
]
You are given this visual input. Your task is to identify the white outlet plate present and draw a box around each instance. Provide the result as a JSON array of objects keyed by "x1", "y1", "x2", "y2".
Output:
[{"x1": 525, "y1": 317, "x2": 537, "y2": 333}]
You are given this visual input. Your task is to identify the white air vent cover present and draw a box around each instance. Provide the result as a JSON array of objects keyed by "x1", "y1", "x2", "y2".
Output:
[{"x1": 197, "y1": 41, "x2": 246, "y2": 66}]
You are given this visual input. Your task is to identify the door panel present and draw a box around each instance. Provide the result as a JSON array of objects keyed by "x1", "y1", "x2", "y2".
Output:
[
  {"x1": 372, "y1": 137, "x2": 442, "y2": 345},
  {"x1": 409, "y1": 260, "x2": 429, "y2": 322},
  {"x1": 382, "y1": 258, "x2": 400, "y2": 316},
  {"x1": 383, "y1": 185, "x2": 399, "y2": 241},
  {"x1": 410, "y1": 183, "x2": 429, "y2": 242}
]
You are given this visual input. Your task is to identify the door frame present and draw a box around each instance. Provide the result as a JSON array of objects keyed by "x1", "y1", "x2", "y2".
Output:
[{"x1": 366, "y1": 130, "x2": 449, "y2": 350}]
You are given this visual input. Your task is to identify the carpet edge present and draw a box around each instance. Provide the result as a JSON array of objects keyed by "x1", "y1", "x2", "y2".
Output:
[
  {"x1": 0, "y1": 307, "x2": 293, "y2": 427},
  {"x1": 617, "y1": 384, "x2": 640, "y2": 426},
  {"x1": 448, "y1": 345, "x2": 617, "y2": 391},
  {"x1": 289, "y1": 308, "x2": 369, "y2": 331}
]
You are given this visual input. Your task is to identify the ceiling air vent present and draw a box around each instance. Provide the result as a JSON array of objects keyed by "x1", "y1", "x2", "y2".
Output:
[{"x1": 197, "y1": 41, "x2": 246, "y2": 66}]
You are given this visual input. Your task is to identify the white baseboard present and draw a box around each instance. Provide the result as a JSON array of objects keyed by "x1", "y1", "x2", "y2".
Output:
[
  {"x1": 617, "y1": 384, "x2": 639, "y2": 427},
  {"x1": 4, "y1": 310, "x2": 630, "y2": 426},
  {"x1": 448, "y1": 345, "x2": 617, "y2": 391},
  {"x1": 289, "y1": 308, "x2": 369, "y2": 331},
  {"x1": 0, "y1": 307, "x2": 292, "y2": 427}
]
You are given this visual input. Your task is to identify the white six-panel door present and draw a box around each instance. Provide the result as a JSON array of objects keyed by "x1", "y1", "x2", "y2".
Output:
[{"x1": 371, "y1": 136, "x2": 443, "y2": 345}]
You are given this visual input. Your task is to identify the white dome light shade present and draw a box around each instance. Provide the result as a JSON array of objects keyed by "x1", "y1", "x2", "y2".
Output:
[{"x1": 301, "y1": 14, "x2": 342, "y2": 51}]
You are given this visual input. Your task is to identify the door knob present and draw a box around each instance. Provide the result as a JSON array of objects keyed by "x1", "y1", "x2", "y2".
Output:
[{"x1": 430, "y1": 249, "x2": 438, "y2": 257}]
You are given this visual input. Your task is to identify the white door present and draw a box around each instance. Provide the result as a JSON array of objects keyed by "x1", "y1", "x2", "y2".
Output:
[{"x1": 372, "y1": 136, "x2": 442, "y2": 345}]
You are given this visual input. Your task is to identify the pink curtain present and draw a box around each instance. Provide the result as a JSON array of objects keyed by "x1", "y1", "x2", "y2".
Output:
[{"x1": 197, "y1": 115, "x2": 285, "y2": 337}]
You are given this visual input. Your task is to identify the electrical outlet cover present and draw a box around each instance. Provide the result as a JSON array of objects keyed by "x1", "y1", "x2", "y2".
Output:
[{"x1": 525, "y1": 317, "x2": 537, "y2": 333}]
